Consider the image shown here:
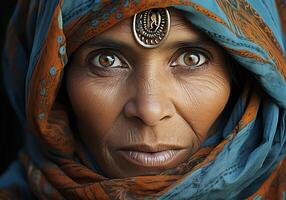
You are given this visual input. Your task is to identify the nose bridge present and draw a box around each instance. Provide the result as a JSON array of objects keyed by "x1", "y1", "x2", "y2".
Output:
[
  {"x1": 139, "y1": 72, "x2": 161, "y2": 96},
  {"x1": 135, "y1": 67, "x2": 167, "y2": 106},
  {"x1": 124, "y1": 68, "x2": 175, "y2": 126}
]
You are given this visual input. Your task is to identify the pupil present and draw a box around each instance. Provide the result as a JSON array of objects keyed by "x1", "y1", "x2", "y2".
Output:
[
  {"x1": 99, "y1": 54, "x2": 115, "y2": 67},
  {"x1": 184, "y1": 53, "x2": 199, "y2": 66}
]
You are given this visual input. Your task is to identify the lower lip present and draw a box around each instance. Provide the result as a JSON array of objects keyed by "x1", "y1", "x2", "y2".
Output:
[{"x1": 120, "y1": 150, "x2": 182, "y2": 167}]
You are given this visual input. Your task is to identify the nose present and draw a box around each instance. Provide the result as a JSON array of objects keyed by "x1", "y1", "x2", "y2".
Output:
[{"x1": 124, "y1": 77, "x2": 176, "y2": 126}]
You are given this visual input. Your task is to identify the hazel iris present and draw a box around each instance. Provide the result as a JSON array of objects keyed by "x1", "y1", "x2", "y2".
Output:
[
  {"x1": 99, "y1": 53, "x2": 115, "y2": 67},
  {"x1": 184, "y1": 53, "x2": 200, "y2": 66}
]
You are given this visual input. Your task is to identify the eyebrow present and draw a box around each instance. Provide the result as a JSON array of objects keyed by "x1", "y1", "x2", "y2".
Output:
[
  {"x1": 86, "y1": 38, "x2": 135, "y2": 52},
  {"x1": 164, "y1": 38, "x2": 212, "y2": 50},
  {"x1": 86, "y1": 36, "x2": 213, "y2": 52}
]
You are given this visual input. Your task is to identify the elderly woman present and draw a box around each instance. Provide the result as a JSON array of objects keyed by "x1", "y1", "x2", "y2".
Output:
[{"x1": 0, "y1": 0, "x2": 286, "y2": 199}]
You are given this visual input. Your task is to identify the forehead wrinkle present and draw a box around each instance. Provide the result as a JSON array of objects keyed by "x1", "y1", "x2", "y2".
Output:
[
  {"x1": 167, "y1": 10, "x2": 215, "y2": 48},
  {"x1": 84, "y1": 9, "x2": 211, "y2": 53},
  {"x1": 105, "y1": 9, "x2": 195, "y2": 34},
  {"x1": 171, "y1": 18, "x2": 192, "y2": 31},
  {"x1": 169, "y1": 9, "x2": 198, "y2": 34}
]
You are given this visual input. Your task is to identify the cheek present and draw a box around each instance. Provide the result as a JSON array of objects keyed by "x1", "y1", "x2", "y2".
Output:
[
  {"x1": 66, "y1": 69, "x2": 124, "y2": 142},
  {"x1": 176, "y1": 69, "x2": 231, "y2": 138}
]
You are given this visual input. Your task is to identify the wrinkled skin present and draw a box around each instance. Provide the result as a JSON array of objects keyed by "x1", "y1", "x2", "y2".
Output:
[{"x1": 66, "y1": 9, "x2": 231, "y2": 178}]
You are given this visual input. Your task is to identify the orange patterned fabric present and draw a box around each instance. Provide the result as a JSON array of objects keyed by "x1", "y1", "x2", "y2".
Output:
[
  {"x1": 247, "y1": 158, "x2": 286, "y2": 200},
  {"x1": 1, "y1": 0, "x2": 286, "y2": 199}
]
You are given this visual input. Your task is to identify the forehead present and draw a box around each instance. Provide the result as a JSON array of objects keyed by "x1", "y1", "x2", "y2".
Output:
[
  {"x1": 81, "y1": 8, "x2": 216, "y2": 52},
  {"x1": 95, "y1": 8, "x2": 205, "y2": 41},
  {"x1": 118, "y1": 10, "x2": 198, "y2": 33}
]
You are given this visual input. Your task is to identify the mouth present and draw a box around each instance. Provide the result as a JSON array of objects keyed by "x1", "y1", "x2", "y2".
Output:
[{"x1": 118, "y1": 144, "x2": 186, "y2": 167}]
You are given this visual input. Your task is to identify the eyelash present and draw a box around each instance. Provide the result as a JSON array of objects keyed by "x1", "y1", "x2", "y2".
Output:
[
  {"x1": 170, "y1": 48, "x2": 211, "y2": 72},
  {"x1": 87, "y1": 49, "x2": 129, "y2": 76},
  {"x1": 87, "y1": 48, "x2": 211, "y2": 74},
  {"x1": 174, "y1": 49, "x2": 208, "y2": 64}
]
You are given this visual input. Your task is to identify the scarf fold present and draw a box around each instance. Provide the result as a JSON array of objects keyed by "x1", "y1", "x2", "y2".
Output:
[{"x1": 1, "y1": 0, "x2": 286, "y2": 199}]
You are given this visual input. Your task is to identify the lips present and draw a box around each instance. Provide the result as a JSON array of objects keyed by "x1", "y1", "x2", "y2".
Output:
[{"x1": 118, "y1": 144, "x2": 185, "y2": 167}]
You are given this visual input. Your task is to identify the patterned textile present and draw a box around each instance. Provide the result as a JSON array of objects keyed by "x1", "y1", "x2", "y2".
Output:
[{"x1": 0, "y1": 0, "x2": 286, "y2": 199}]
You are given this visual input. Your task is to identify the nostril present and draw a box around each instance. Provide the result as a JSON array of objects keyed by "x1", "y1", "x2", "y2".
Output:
[
  {"x1": 161, "y1": 115, "x2": 171, "y2": 121},
  {"x1": 126, "y1": 107, "x2": 173, "y2": 126}
]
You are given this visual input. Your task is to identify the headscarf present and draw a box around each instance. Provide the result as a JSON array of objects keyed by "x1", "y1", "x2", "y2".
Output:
[{"x1": 1, "y1": 0, "x2": 286, "y2": 199}]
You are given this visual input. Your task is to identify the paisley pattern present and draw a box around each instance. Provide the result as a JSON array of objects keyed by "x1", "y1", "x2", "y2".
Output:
[{"x1": 0, "y1": 0, "x2": 286, "y2": 199}]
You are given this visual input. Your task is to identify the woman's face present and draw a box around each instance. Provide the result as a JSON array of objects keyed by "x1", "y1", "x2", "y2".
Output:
[{"x1": 66, "y1": 10, "x2": 231, "y2": 178}]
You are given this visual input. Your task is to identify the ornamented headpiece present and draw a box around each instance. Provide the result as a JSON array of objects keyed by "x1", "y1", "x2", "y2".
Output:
[{"x1": 133, "y1": 8, "x2": 170, "y2": 48}]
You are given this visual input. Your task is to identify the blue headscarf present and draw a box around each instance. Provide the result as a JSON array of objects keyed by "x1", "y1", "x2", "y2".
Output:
[{"x1": 0, "y1": 0, "x2": 286, "y2": 199}]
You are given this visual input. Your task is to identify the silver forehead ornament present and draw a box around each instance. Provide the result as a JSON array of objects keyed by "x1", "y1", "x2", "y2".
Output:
[{"x1": 133, "y1": 8, "x2": 170, "y2": 48}]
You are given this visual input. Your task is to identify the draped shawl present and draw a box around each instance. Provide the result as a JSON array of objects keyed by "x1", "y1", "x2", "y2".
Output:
[{"x1": 1, "y1": 0, "x2": 286, "y2": 199}]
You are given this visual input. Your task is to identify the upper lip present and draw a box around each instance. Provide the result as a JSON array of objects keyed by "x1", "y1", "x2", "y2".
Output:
[{"x1": 119, "y1": 144, "x2": 184, "y2": 153}]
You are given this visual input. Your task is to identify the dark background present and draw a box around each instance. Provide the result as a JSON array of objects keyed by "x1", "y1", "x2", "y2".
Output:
[{"x1": 0, "y1": 0, "x2": 22, "y2": 175}]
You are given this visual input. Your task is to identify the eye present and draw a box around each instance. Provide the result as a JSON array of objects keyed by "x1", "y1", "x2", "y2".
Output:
[
  {"x1": 171, "y1": 51, "x2": 208, "y2": 68},
  {"x1": 90, "y1": 52, "x2": 127, "y2": 68}
]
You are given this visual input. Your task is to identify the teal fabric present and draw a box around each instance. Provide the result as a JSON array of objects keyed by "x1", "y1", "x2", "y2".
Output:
[
  {"x1": 0, "y1": 161, "x2": 34, "y2": 200},
  {"x1": 1, "y1": 0, "x2": 286, "y2": 199}
]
